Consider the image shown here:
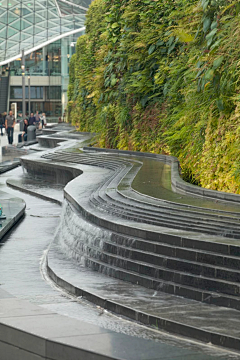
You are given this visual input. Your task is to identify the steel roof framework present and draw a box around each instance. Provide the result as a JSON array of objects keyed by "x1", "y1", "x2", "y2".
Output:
[{"x1": 0, "y1": 0, "x2": 91, "y2": 65}]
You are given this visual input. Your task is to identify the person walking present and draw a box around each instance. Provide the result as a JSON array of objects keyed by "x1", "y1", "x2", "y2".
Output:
[
  {"x1": 35, "y1": 111, "x2": 40, "y2": 129},
  {"x1": 0, "y1": 113, "x2": 5, "y2": 135},
  {"x1": 5, "y1": 110, "x2": 15, "y2": 144},
  {"x1": 28, "y1": 112, "x2": 36, "y2": 126},
  {"x1": 41, "y1": 113, "x2": 47, "y2": 128}
]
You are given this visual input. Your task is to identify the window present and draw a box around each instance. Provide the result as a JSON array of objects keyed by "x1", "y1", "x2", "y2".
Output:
[
  {"x1": 10, "y1": 86, "x2": 43, "y2": 99},
  {"x1": 46, "y1": 86, "x2": 61, "y2": 100}
]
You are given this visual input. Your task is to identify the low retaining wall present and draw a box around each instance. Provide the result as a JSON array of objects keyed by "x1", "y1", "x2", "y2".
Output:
[
  {"x1": 20, "y1": 158, "x2": 82, "y2": 186},
  {"x1": 0, "y1": 191, "x2": 26, "y2": 241},
  {"x1": 38, "y1": 136, "x2": 66, "y2": 148}
]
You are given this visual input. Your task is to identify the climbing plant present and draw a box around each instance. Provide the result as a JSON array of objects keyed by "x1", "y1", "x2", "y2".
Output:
[{"x1": 68, "y1": 0, "x2": 240, "y2": 193}]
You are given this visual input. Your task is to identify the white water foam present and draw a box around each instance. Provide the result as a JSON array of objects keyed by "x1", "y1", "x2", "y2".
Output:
[{"x1": 55, "y1": 200, "x2": 112, "y2": 267}]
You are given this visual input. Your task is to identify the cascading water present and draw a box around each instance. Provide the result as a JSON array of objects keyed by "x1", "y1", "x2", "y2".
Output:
[{"x1": 54, "y1": 200, "x2": 112, "y2": 268}]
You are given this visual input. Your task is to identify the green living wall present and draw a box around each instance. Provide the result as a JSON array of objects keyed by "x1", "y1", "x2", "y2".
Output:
[{"x1": 68, "y1": 0, "x2": 240, "y2": 193}]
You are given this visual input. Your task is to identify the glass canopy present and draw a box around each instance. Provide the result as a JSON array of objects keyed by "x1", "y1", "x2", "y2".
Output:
[{"x1": 0, "y1": 0, "x2": 92, "y2": 64}]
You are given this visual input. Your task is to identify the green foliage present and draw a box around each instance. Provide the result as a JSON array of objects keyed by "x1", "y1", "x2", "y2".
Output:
[{"x1": 68, "y1": 0, "x2": 240, "y2": 193}]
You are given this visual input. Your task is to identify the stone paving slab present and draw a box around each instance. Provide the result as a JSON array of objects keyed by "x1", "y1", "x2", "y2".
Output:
[{"x1": 0, "y1": 288, "x2": 221, "y2": 360}]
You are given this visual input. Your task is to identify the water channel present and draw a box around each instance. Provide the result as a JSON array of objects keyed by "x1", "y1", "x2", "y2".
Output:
[{"x1": 0, "y1": 164, "x2": 239, "y2": 358}]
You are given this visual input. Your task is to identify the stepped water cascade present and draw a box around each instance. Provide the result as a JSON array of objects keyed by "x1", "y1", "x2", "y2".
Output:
[
  {"x1": 10, "y1": 129, "x2": 240, "y2": 353},
  {"x1": 56, "y1": 200, "x2": 113, "y2": 270}
]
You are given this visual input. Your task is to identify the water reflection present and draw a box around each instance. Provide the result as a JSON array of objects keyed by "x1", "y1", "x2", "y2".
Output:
[{"x1": 131, "y1": 157, "x2": 240, "y2": 213}]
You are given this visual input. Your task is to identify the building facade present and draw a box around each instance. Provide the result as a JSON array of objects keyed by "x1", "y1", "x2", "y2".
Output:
[{"x1": 0, "y1": 0, "x2": 92, "y2": 120}]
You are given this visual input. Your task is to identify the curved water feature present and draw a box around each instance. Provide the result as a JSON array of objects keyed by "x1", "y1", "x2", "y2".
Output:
[
  {"x1": 1, "y1": 167, "x2": 237, "y2": 359},
  {"x1": 11, "y1": 131, "x2": 240, "y2": 353}
]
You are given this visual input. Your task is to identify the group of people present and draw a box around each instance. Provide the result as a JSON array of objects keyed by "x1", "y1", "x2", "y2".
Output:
[
  {"x1": 27, "y1": 111, "x2": 47, "y2": 129},
  {"x1": 0, "y1": 111, "x2": 47, "y2": 145}
]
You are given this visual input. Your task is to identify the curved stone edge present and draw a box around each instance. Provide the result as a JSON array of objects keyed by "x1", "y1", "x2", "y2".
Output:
[
  {"x1": 46, "y1": 254, "x2": 240, "y2": 353},
  {"x1": 6, "y1": 180, "x2": 62, "y2": 206},
  {"x1": 0, "y1": 162, "x2": 20, "y2": 175},
  {"x1": 20, "y1": 158, "x2": 83, "y2": 186},
  {"x1": 13, "y1": 156, "x2": 240, "y2": 352},
  {"x1": 38, "y1": 136, "x2": 66, "y2": 149},
  {"x1": 0, "y1": 194, "x2": 26, "y2": 241},
  {"x1": 84, "y1": 147, "x2": 240, "y2": 204}
]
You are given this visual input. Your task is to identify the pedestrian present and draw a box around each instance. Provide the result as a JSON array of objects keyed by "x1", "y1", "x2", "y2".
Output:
[
  {"x1": 41, "y1": 113, "x2": 47, "y2": 128},
  {"x1": 35, "y1": 111, "x2": 40, "y2": 129},
  {"x1": 5, "y1": 110, "x2": 15, "y2": 144},
  {"x1": 0, "y1": 113, "x2": 5, "y2": 135},
  {"x1": 28, "y1": 112, "x2": 36, "y2": 126},
  {"x1": 18, "y1": 118, "x2": 28, "y2": 143}
]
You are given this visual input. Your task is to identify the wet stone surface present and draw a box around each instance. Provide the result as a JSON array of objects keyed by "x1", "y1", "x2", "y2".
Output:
[{"x1": 0, "y1": 170, "x2": 236, "y2": 358}]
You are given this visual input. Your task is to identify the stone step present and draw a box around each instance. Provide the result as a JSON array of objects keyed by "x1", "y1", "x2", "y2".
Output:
[
  {"x1": 84, "y1": 198, "x2": 240, "y2": 257},
  {"x1": 41, "y1": 152, "x2": 123, "y2": 171},
  {"x1": 109, "y1": 233, "x2": 240, "y2": 270},
  {"x1": 85, "y1": 256, "x2": 240, "y2": 310},
  {"x1": 100, "y1": 241, "x2": 240, "y2": 283},
  {"x1": 40, "y1": 148, "x2": 240, "y2": 313},
  {"x1": 90, "y1": 196, "x2": 240, "y2": 238},
  {"x1": 97, "y1": 191, "x2": 240, "y2": 232},
  {"x1": 86, "y1": 247, "x2": 240, "y2": 296},
  {"x1": 76, "y1": 227, "x2": 240, "y2": 274},
  {"x1": 44, "y1": 150, "x2": 240, "y2": 224},
  {"x1": 106, "y1": 189, "x2": 240, "y2": 222},
  {"x1": 47, "y1": 241, "x2": 240, "y2": 353}
]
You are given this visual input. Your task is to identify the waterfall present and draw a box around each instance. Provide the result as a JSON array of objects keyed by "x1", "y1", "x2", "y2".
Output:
[{"x1": 54, "y1": 200, "x2": 112, "y2": 268}]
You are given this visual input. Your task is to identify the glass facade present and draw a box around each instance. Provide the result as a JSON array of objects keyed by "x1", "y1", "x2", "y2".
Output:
[
  {"x1": 46, "y1": 86, "x2": 61, "y2": 100},
  {"x1": 0, "y1": 0, "x2": 92, "y2": 64},
  {"x1": 10, "y1": 40, "x2": 63, "y2": 77},
  {"x1": 8, "y1": 33, "x2": 80, "y2": 120},
  {"x1": 10, "y1": 86, "x2": 43, "y2": 99},
  {"x1": 0, "y1": 0, "x2": 93, "y2": 121}
]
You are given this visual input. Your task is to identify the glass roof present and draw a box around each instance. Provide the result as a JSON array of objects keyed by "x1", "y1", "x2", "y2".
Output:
[{"x1": 0, "y1": 0, "x2": 92, "y2": 64}]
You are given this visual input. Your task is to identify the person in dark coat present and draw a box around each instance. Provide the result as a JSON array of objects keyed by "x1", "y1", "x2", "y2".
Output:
[
  {"x1": 18, "y1": 118, "x2": 28, "y2": 143},
  {"x1": 28, "y1": 113, "x2": 36, "y2": 126}
]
